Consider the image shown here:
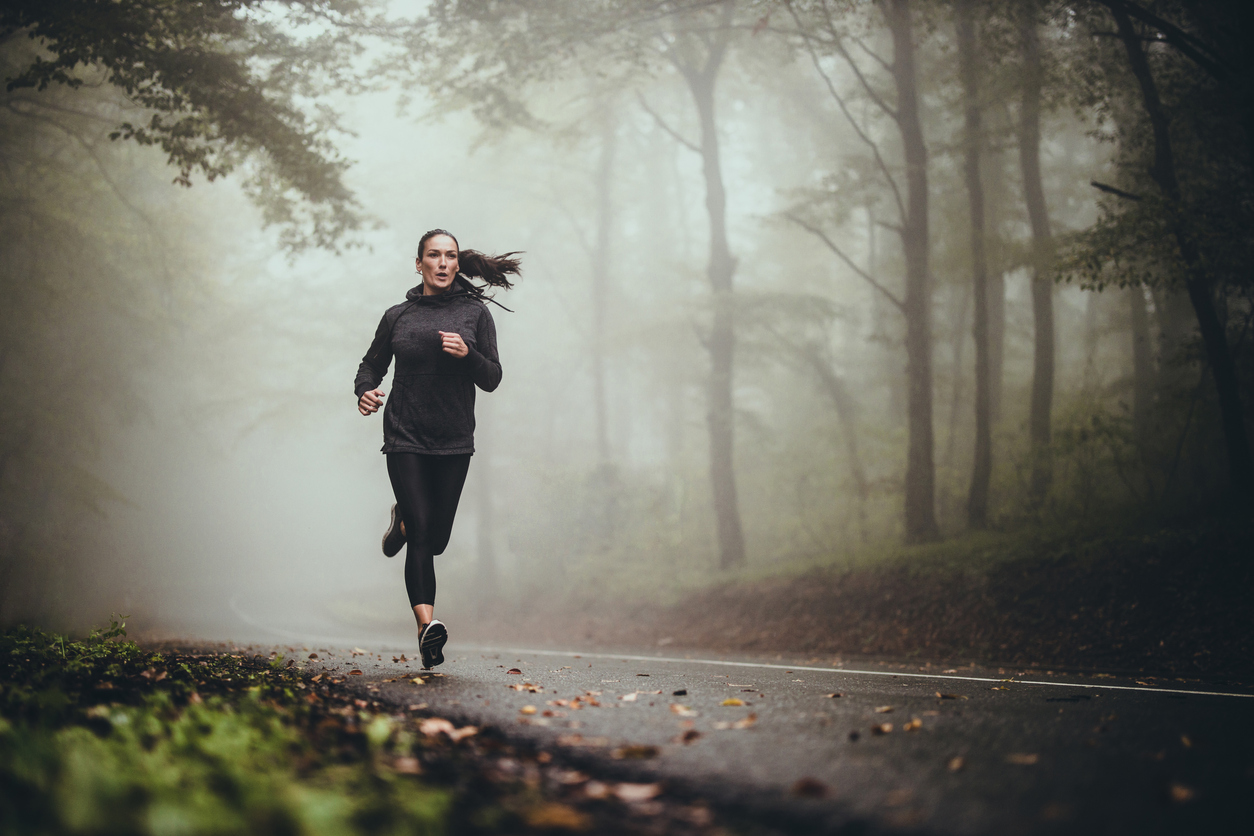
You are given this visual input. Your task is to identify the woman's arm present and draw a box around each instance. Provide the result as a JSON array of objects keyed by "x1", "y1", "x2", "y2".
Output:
[
  {"x1": 463, "y1": 306, "x2": 502, "y2": 392},
  {"x1": 355, "y1": 311, "x2": 394, "y2": 410}
]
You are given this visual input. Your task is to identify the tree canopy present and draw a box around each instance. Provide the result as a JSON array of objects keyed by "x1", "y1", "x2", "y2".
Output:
[{"x1": 0, "y1": 0, "x2": 374, "y2": 252}]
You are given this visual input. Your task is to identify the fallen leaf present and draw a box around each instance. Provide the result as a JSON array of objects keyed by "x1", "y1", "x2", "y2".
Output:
[
  {"x1": 417, "y1": 716, "x2": 452, "y2": 735},
  {"x1": 670, "y1": 704, "x2": 697, "y2": 717},
  {"x1": 640, "y1": 690, "x2": 663, "y2": 695},
  {"x1": 673, "y1": 729, "x2": 702, "y2": 744},
  {"x1": 407, "y1": 703, "x2": 427, "y2": 711},
  {"x1": 310, "y1": 674, "x2": 323, "y2": 683},
  {"x1": 524, "y1": 802, "x2": 591, "y2": 831},
  {"x1": 884, "y1": 788, "x2": 914, "y2": 807},
  {"x1": 352, "y1": 647, "x2": 368, "y2": 656},
  {"x1": 348, "y1": 670, "x2": 363, "y2": 676},
  {"x1": 792, "y1": 777, "x2": 827, "y2": 798},
  {"x1": 733, "y1": 712, "x2": 758, "y2": 729},
  {"x1": 520, "y1": 705, "x2": 537, "y2": 715},
  {"x1": 448, "y1": 725, "x2": 478, "y2": 742},
  {"x1": 619, "y1": 692, "x2": 638, "y2": 702},
  {"x1": 871, "y1": 723, "x2": 893, "y2": 735},
  {"x1": 1169, "y1": 782, "x2": 1196, "y2": 803},
  {"x1": 947, "y1": 756, "x2": 965, "y2": 772},
  {"x1": 583, "y1": 781, "x2": 610, "y2": 799},
  {"x1": 308, "y1": 653, "x2": 318, "y2": 660},
  {"x1": 904, "y1": 718, "x2": 923, "y2": 731},
  {"x1": 509, "y1": 682, "x2": 541, "y2": 692},
  {"x1": 612, "y1": 783, "x2": 662, "y2": 803},
  {"x1": 721, "y1": 698, "x2": 745, "y2": 706},
  {"x1": 1005, "y1": 753, "x2": 1039, "y2": 765},
  {"x1": 990, "y1": 686, "x2": 1010, "y2": 691},
  {"x1": 353, "y1": 699, "x2": 368, "y2": 708},
  {"x1": 557, "y1": 734, "x2": 609, "y2": 747},
  {"x1": 612, "y1": 744, "x2": 660, "y2": 760},
  {"x1": 825, "y1": 692, "x2": 844, "y2": 698},
  {"x1": 874, "y1": 706, "x2": 894, "y2": 714},
  {"x1": 411, "y1": 677, "x2": 425, "y2": 685},
  {"x1": 936, "y1": 693, "x2": 968, "y2": 700},
  {"x1": 1180, "y1": 735, "x2": 1192, "y2": 748},
  {"x1": 506, "y1": 668, "x2": 522, "y2": 675},
  {"x1": 393, "y1": 756, "x2": 421, "y2": 774}
]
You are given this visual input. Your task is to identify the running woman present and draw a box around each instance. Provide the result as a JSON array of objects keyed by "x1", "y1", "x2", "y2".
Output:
[{"x1": 355, "y1": 229, "x2": 519, "y2": 669}]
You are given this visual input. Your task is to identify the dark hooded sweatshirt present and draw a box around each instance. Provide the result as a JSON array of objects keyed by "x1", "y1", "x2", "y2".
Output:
[{"x1": 354, "y1": 278, "x2": 501, "y2": 454}]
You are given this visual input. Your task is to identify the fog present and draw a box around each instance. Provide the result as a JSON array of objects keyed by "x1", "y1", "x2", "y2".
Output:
[{"x1": 2, "y1": 1, "x2": 1245, "y2": 647}]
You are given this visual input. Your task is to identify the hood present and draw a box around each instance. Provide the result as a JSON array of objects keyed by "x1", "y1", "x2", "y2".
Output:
[{"x1": 404, "y1": 275, "x2": 476, "y2": 303}]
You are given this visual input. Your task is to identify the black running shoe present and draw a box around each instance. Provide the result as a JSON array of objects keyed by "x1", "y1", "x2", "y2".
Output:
[
  {"x1": 382, "y1": 503, "x2": 405, "y2": 557},
  {"x1": 419, "y1": 619, "x2": 448, "y2": 669}
]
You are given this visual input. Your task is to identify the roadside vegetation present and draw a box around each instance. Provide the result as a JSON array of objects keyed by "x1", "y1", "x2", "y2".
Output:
[
  {"x1": 0, "y1": 620, "x2": 732, "y2": 835},
  {"x1": 482, "y1": 502, "x2": 1254, "y2": 683}
]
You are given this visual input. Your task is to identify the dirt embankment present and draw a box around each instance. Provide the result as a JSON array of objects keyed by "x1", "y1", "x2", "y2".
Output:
[{"x1": 487, "y1": 516, "x2": 1254, "y2": 683}]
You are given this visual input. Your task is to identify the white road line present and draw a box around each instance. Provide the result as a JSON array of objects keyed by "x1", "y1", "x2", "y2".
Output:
[{"x1": 463, "y1": 645, "x2": 1254, "y2": 700}]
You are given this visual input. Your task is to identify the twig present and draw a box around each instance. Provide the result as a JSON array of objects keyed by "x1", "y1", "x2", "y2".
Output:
[
  {"x1": 785, "y1": 213, "x2": 905, "y2": 311},
  {"x1": 635, "y1": 92, "x2": 701, "y2": 154},
  {"x1": 1091, "y1": 180, "x2": 1143, "y2": 201}
]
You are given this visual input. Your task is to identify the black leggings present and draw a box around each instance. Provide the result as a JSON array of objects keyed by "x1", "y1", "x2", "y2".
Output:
[{"x1": 386, "y1": 453, "x2": 472, "y2": 608}]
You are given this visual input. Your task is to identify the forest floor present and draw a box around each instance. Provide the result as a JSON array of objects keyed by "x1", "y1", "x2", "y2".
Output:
[{"x1": 484, "y1": 505, "x2": 1254, "y2": 684}]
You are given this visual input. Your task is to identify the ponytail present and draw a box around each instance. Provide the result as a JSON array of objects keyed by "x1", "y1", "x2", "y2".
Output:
[{"x1": 457, "y1": 249, "x2": 522, "y2": 290}]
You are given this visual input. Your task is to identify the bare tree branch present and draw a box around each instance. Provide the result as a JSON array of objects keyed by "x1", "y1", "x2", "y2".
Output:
[
  {"x1": 636, "y1": 91, "x2": 701, "y2": 153},
  {"x1": 813, "y1": 0, "x2": 898, "y2": 119},
  {"x1": 1102, "y1": 0, "x2": 1226, "y2": 80},
  {"x1": 785, "y1": 213, "x2": 906, "y2": 311},
  {"x1": 783, "y1": 2, "x2": 905, "y2": 221},
  {"x1": 1090, "y1": 180, "x2": 1143, "y2": 201},
  {"x1": 850, "y1": 34, "x2": 892, "y2": 74}
]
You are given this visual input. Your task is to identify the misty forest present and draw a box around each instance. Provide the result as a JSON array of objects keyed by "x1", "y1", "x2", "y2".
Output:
[
  {"x1": 5, "y1": 0, "x2": 1251, "y2": 646},
  {"x1": 3, "y1": 1, "x2": 1254, "y2": 832}
]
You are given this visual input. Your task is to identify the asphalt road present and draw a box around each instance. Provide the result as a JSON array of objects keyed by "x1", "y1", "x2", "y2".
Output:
[{"x1": 240, "y1": 637, "x2": 1253, "y2": 835}]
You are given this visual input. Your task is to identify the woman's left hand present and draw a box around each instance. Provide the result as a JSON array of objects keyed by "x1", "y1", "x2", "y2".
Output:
[{"x1": 439, "y1": 330, "x2": 468, "y2": 358}]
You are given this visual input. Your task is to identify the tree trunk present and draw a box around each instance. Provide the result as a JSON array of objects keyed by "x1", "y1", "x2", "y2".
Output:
[
  {"x1": 884, "y1": 0, "x2": 939, "y2": 542},
  {"x1": 1110, "y1": 3, "x2": 1254, "y2": 494},
  {"x1": 1128, "y1": 285, "x2": 1154, "y2": 450},
  {"x1": 591, "y1": 110, "x2": 617, "y2": 466},
  {"x1": 957, "y1": 0, "x2": 992, "y2": 528},
  {"x1": 680, "y1": 20, "x2": 746, "y2": 569},
  {"x1": 1018, "y1": 5, "x2": 1055, "y2": 508},
  {"x1": 988, "y1": 270, "x2": 1006, "y2": 421}
]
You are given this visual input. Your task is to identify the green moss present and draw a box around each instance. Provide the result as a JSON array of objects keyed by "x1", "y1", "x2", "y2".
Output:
[{"x1": 0, "y1": 621, "x2": 449, "y2": 836}]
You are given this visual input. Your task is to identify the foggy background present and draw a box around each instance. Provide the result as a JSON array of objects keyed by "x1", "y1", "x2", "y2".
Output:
[{"x1": 1, "y1": 0, "x2": 1243, "y2": 648}]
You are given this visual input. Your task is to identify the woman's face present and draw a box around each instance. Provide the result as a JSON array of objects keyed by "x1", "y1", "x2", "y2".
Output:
[{"x1": 417, "y1": 234, "x2": 459, "y2": 294}]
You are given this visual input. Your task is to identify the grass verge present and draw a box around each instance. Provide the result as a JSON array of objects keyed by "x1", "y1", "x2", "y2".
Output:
[{"x1": 0, "y1": 620, "x2": 744, "y2": 835}]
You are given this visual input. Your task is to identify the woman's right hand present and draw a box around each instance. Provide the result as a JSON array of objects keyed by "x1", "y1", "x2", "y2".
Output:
[{"x1": 358, "y1": 388, "x2": 385, "y2": 416}]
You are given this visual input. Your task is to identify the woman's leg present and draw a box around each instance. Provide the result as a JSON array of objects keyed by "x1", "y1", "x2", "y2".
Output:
[
  {"x1": 386, "y1": 453, "x2": 472, "y2": 628},
  {"x1": 387, "y1": 454, "x2": 437, "y2": 629},
  {"x1": 423, "y1": 454, "x2": 472, "y2": 557}
]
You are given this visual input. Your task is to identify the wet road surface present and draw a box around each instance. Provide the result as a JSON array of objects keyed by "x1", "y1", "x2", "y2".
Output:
[{"x1": 240, "y1": 639, "x2": 1252, "y2": 834}]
